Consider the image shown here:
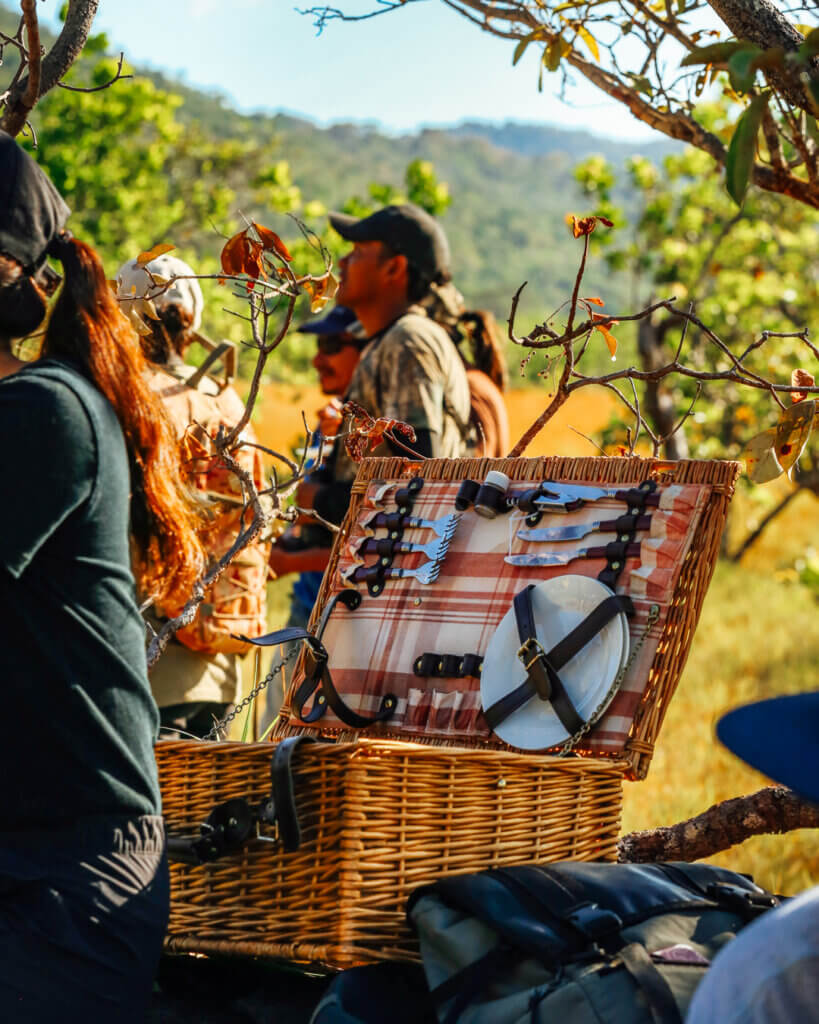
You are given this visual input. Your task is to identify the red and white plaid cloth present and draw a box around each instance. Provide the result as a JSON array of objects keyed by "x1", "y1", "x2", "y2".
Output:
[{"x1": 289, "y1": 478, "x2": 711, "y2": 754}]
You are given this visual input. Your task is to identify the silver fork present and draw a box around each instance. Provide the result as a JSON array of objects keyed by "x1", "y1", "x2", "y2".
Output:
[
  {"x1": 380, "y1": 562, "x2": 442, "y2": 584},
  {"x1": 344, "y1": 560, "x2": 442, "y2": 586},
  {"x1": 355, "y1": 531, "x2": 454, "y2": 562},
  {"x1": 362, "y1": 510, "x2": 461, "y2": 539}
]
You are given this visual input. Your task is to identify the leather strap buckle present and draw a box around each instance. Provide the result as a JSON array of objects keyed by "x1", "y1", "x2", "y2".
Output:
[{"x1": 517, "y1": 636, "x2": 547, "y2": 671}]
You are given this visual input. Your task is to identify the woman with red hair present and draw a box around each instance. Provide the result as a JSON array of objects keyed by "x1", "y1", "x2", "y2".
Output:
[{"x1": 0, "y1": 131, "x2": 203, "y2": 1021}]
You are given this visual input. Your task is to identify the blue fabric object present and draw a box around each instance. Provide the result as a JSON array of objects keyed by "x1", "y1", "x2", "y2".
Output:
[
  {"x1": 292, "y1": 571, "x2": 323, "y2": 618},
  {"x1": 686, "y1": 885, "x2": 819, "y2": 1024},
  {"x1": 716, "y1": 692, "x2": 819, "y2": 803},
  {"x1": 298, "y1": 305, "x2": 358, "y2": 335}
]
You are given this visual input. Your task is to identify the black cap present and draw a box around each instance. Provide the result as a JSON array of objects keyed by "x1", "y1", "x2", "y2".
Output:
[
  {"x1": 329, "y1": 203, "x2": 450, "y2": 285},
  {"x1": 0, "y1": 131, "x2": 70, "y2": 271}
]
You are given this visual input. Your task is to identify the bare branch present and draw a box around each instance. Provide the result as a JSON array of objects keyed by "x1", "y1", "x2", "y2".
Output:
[
  {"x1": 618, "y1": 786, "x2": 819, "y2": 863},
  {"x1": 57, "y1": 52, "x2": 131, "y2": 92}
]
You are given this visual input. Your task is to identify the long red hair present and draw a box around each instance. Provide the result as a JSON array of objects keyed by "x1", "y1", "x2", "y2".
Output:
[{"x1": 42, "y1": 237, "x2": 204, "y2": 604}]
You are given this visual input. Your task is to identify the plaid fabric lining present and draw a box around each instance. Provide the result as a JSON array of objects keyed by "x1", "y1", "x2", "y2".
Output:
[{"x1": 289, "y1": 478, "x2": 710, "y2": 754}]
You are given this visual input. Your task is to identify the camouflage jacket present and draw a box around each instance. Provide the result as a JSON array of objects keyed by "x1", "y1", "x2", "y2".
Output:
[{"x1": 332, "y1": 306, "x2": 471, "y2": 484}]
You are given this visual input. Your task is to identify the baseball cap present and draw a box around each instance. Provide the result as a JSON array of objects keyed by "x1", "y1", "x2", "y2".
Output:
[
  {"x1": 328, "y1": 203, "x2": 450, "y2": 284},
  {"x1": 297, "y1": 305, "x2": 363, "y2": 337},
  {"x1": 717, "y1": 691, "x2": 819, "y2": 803},
  {"x1": 0, "y1": 130, "x2": 70, "y2": 272},
  {"x1": 116, "y1": 254, "x2": 204, "y2": 331}
]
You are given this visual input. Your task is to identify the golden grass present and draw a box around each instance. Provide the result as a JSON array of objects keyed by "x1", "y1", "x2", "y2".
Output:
[{"x1": 622, "y1": 560, "x2": 819, "y2": 894}]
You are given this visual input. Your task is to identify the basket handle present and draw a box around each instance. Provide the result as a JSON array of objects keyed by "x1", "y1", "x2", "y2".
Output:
[{"x1": 166, "y1": 736, "x2": 317, "y2": 864}]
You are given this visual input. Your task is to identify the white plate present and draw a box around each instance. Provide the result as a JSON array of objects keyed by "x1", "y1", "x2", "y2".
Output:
[{"x1": 480, "y1": 575, "x2": 628, "y2": 750}]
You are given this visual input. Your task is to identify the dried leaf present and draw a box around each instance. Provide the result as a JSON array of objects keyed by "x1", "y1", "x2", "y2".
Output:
[
  {"x1": 252, "y1": 222, "x2": 293, "y2": 262},
  {"x1": 220, "y1": 231, "x2": 248, "y2": 276},
  {"x1": 792, "y1": 368, "x2": 815, "y2": 403},
  {"x1": 583, "y1": 296, "x2": 605, "y2": 306},
  {"x1": 136, "y1": 242, "x2": 175, "y2": 267},
  {"x1": 741, "y1": 401, "x2": 815, "y2": 482},
  {"x1": 593, "y1": 321, "x2": 618, "y2": 357}
]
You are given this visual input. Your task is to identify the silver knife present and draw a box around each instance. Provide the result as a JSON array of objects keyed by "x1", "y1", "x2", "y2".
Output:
[
  {"x1": 530, "y1": 482, "x2": 660, "y2": 508},
  {"x1": 518, "y1": 514, "x2": 651, "y2": 544},
  {"x1": 505, "y1": 541, "x2": 641, "y2": 567}
]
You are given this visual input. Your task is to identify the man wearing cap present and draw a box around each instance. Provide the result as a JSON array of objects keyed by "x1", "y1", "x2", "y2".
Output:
[{"x1": 305, "y1": 204, "x2": 472, "y2": 529}]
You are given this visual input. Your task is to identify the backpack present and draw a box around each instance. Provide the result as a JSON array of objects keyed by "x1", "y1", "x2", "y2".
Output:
[
  {"x1": 151, "y1": 367, "x2": 269, "y2": 655},
  {"x1": 405, "y1": 860, "x2": 780, "y2": 1024},
  {"x1": 465, "y1": 367, "x2": 510, "y2": 458}
]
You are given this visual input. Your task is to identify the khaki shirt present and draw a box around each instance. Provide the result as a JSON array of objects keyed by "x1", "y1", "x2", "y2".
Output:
[{"x1": 333, "y1": 307, "x2": 471, "y2": 483}]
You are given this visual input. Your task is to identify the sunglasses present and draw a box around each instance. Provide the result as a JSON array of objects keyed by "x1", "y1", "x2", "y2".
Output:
[{"x1": 316, "y1": 334, "x2": 361, "y2": 356}]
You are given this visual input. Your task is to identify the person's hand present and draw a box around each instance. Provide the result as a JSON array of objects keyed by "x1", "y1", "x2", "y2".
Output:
[
  {"x1": 317, "y1": 397, "x2": 344, "y2": 439},
  {"x1": 269, "y1": 542, "x2": 331, "y2": 578}
]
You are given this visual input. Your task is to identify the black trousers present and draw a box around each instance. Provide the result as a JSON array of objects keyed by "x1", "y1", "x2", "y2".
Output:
[{"x1": 0, "y1": 815, "x2": 169, "y2": 1023}]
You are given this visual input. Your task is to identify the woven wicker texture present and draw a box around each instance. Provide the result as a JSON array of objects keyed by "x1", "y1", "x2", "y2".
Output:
[
  {"x1": 276, "y1": 456, "x2": 739, "y2": 778},
  {"x1": 158, "y1": 739, "x2": 625, "y2": 969}
]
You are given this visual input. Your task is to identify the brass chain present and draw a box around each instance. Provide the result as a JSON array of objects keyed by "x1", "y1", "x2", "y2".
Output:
[
  {"x1": 559, "y1": 602, "x2": 661, "y2": 756},
  {"x1": 202, "y1": 643, "x2": 302, "y2": 742}
]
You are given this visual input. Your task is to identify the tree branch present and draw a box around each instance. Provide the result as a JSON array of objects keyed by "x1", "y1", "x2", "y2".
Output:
[
  {"x1": 618, "y1": 786, "x2": 819, "y2": 863},
  {"x1": 1, "y1": 0, "x2": 99, "y2": 135}
]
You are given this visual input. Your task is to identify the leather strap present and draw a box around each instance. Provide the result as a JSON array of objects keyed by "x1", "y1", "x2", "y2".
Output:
[
  {"x1": 512, "y1": 585, "x2": 584, "y2": 736},
  {"x1": 271, "y1": 736, "x2": 317, "y2": 851},
  {"x1": 185, "y1": 341, "x2": 233, "y2": 390},
  {"x1": 619, "y1": 943, "x2": 684, "y2": 1024},
  {"x1": 413, "y1": 651, "x2": 483, "y2": 678},
  {"x1": 483, "y1": 588, "x2": 633, "y2": 734}
]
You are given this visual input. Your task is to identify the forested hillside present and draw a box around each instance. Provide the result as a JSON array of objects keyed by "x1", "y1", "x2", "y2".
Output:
[{"x1": 0, "y1": 1, "x2": 673, "y2": 369}]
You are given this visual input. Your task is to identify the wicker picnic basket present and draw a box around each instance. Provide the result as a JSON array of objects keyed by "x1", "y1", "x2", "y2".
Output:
[
  {"x1": 159, "y1": 453, "x2": 739, "y2": 970},
  {"x1": 159, "y1": 738, "x2": 625, "y2": 968}
]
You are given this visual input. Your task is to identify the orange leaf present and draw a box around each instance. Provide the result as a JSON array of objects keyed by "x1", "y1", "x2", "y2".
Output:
[
  {"x1": 253, "y1": 222, "x2": 293, "y2": 262},
  {"x1": 136, "y1": 242, "x2": 175, "y2": 266},
  {"x1": 792, "y1": 368, "x2": 815, "y2": 404},
  {"x1": 220, "y1": 231, "x2": 248, "y2": 275},
  {"x1": 583, "y1": 296, "x2": 605, "y2": 306},
  {"x1": 593, "y1": 322, "x2": 618, "y2": 357}
]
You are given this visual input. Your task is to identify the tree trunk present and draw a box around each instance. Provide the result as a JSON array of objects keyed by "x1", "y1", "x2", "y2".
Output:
[{"x1": 637, "y1": 315, "x2": 690, "y2": 460}]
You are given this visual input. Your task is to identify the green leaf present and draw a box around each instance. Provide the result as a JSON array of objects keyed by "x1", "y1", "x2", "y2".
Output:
[
  {"x1": 727, "y1": 46, "x2": 763, "y2": 93},
  {"x1": 725, "y1": 92, "x2": 770, "y2": 206},
  {"x1": 797, "y1": 26, "x2": 819, "y2": 59},
  {"x1": 808, "y1": 78, "x2": 819, "y2": 117},
  {"x1": 625, "y1": 72, "x2": 654, "y2": 97},
  {"x1": 680, "y1": 41, "x2": 746, "y2": 67},
  {"x1": 513, "y1": 32, "x2": 541, "y2": 66},
  {"x1": 544, "y1": 36, "x2": 570, "y2": 72}
]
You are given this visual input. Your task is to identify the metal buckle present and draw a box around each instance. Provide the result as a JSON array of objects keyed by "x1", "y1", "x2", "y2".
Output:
[{"x1": 517, "y1": 636, "x2": 546, "y2": 669}]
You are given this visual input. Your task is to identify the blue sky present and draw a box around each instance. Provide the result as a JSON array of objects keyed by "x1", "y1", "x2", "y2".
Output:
[{"x1": 40, "y1": 0, "x2": 656, "y2": 140}]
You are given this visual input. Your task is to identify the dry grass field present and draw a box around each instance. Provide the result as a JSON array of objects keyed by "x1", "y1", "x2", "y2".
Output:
[
  {"x1": 244, "y1": 381, "x2": 818, "y2": 894},
  {"x1": 246, "y1": 379, "x2": 616, "y2": 459}
]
